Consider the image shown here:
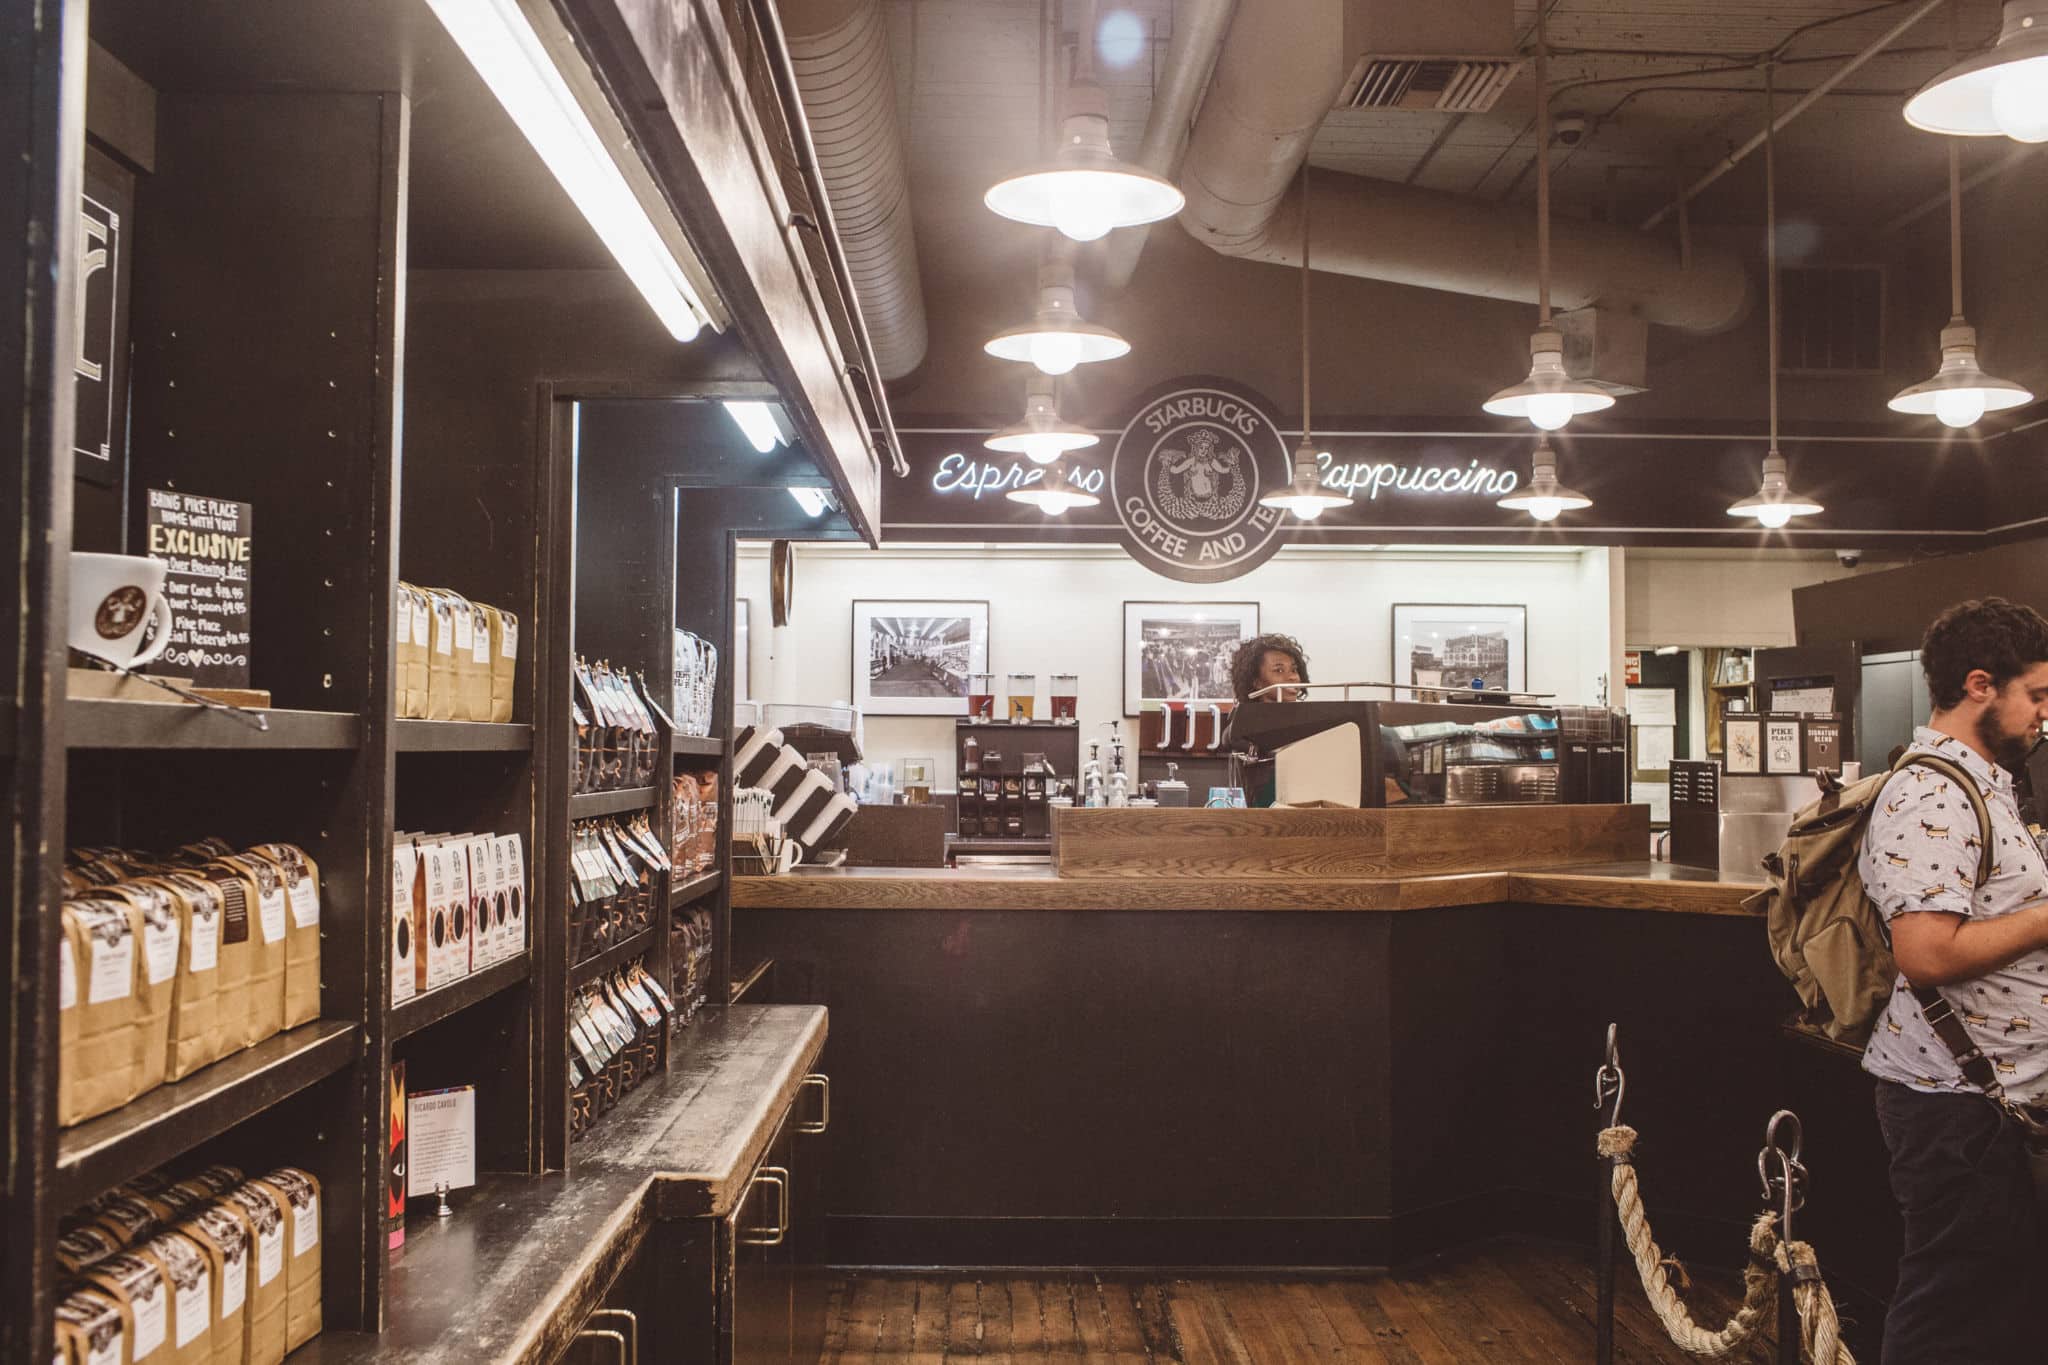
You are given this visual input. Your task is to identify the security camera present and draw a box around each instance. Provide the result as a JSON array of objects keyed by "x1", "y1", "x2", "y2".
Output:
[
  {"x1": 1836, "y1": 549, "x2": 1862, "y2": 569},
  {"x1": 1554, "y1": 113, "x2": 1589, "y2": 147}
]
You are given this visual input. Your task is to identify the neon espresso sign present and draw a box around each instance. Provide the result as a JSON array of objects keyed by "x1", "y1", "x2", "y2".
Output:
[
  {"x1": 930, "y1": 452, "x2": 1107, "y2": 499},
  {"x1": 928, "y1": 451, "x2": 1517, "y2": 501}
]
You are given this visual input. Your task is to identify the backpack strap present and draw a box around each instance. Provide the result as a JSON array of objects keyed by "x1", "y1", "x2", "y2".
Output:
[{"x1": 1886, "y1": 750, "x2": 2008, "y2": 1100}]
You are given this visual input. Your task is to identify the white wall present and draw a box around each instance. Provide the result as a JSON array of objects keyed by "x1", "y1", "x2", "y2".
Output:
[
  {"x1": 738, "y1": 542, "x2": 1617, "y2": 788},
  {"x1": 1623, "y1": 549, "x2": 1890, "y2": 649}
]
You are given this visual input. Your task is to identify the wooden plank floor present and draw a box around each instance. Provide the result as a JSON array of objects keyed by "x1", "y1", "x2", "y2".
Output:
[{"x1": 817, "y1": 1239, "x2": 1782, "y2": 1363}]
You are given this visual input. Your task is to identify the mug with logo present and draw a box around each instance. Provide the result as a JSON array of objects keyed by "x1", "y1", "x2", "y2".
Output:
[{"x1": 70, "y1": 552, "x2": 175, "y2": 670}]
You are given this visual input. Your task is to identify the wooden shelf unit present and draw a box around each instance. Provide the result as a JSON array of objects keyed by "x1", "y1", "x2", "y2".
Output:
[{"x1": 0, "y1": 0, "x2": 859, "y2": 1357}]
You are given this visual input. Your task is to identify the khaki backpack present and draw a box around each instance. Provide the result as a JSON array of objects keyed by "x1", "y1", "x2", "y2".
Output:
[{"x1": 1749, "y1": 751, "x2": 1992, "y2": 1045}]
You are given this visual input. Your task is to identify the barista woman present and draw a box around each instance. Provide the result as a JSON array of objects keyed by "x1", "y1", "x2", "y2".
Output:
[{"x1": 1229, "y1": 633, "x2": 1310, "y2": 705}]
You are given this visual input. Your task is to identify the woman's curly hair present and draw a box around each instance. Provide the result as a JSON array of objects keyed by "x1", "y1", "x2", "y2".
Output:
[{"x1": 1230, "y1": 633, "x2": 1310, "y2": 704}]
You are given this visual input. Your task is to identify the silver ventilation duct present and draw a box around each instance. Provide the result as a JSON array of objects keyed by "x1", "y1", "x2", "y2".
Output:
[
  {"x1": 1170, "y1": 0, "x2": 1750, "y2": 334},
  {"x1": 782, "y1": 0, "x2": 929, "y2": 380}
]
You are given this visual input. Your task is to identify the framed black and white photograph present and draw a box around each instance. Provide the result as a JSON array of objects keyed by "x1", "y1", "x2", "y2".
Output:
[
  {"x1": 852, "y1": 600, "x2": 989, "y2": 716},
  {"x1": 1392, "y1": 603, "x2": 1528, "y2": 696},
  {"x1": 1122, "y1": 601, "x2": 1259, "y2": 715}
]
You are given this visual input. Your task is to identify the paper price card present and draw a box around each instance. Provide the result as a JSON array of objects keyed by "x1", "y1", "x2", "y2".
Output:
[{"x1": 406, "y1": 1086, "x2": 477, "y2": 1198}]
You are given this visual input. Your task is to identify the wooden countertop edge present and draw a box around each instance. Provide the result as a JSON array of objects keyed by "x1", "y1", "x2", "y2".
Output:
[
  {"x1": 504, "y1": 1177, "x2": 656, "y2": 1365},
  {"x1": 642, "y1": 1006, "x2": 829, "y2": 1218},
  {"x1": 731, "y1": 871, "x2": 1762, "y2": 917}
]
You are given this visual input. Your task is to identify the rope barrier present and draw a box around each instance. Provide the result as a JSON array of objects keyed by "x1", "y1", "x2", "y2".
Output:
[{"x1": 1597, "y1": 1125, "x2": 1854, "y2": 1363}]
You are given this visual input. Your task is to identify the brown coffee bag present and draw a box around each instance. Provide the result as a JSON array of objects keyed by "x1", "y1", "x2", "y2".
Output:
[
  {"x1": 254, "y1": 1169, "x2": 321, "y2": 1349},
  {"x1": 60, "y1": 898, "x2": 144, "y2": 1126},
  {"x1": 423, "y1": 589, "x2": 464, "y2": 721},
  {"x1": 178, "y1": 1202, "x2": 249, "y2": 1365},
  {"x1": 223, "y1": 1185, "x2": 287, "y2": 1365},
  {"x1": 140, "y1": 876, "x2": 247, "y2": 1066},
  {"x1": 488, "y1": 605, "x2": 518, "y2": 723},
  {"x1": 54, "y1": 1284, "x2": 131, "y2": 1365},
  {"x1": 108, "y1": 881, "x2": 210, "y2": 1084},
  {"x1": 82, "y1": 1247, "x2": 171, "y2": 1363},
  {"x1": 144, "y1": 1231, "x2": 214, "y2": 1365},
  {"x1": 89, "y1": 1196, "x2": 159, "y2": 1252},
  {"x1": 195, "y1": 864, "x2": 281, "y2": 1048},
  {"x1": 56, "y1": 1224, "x2": 124, "y2": 1276},
  {"x1": 241, "y1": 846, "x2": 320, "y2": 1029},
  {"x1": 395, "y1": 582, "x2": 430, "y2": 719}
]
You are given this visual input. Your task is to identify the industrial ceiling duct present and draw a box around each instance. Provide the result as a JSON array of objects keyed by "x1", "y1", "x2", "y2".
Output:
[
  {"x1": 782, "y1": 0, "x2": 929, "y2": 381},
  {"x1": 1172, "y1": 0, "x2": 1749, "y2": 334}
]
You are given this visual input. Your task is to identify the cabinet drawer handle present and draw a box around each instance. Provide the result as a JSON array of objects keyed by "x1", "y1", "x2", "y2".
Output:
[
  {"x1": 798, "y1": 1073, "x2": 830, "y2": 1134},
  {"x1": 573, "y1": 1328, "x2": 627, "y2": 1364},
  {"x1": 740, "y1": 1167, "x2": 788, "y2": 1246},
  {"x1": 588, "y1": 1309, "x2": 638, "y2": 1365}
]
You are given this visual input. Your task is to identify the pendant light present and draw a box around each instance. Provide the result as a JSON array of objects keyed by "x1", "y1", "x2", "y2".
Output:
[
  {"x1": 984, "y1": 374, "x2": 1098, "y2": 464},
  {"x1": 984, "y1": 0, "x2": 1183, "y2": 242},
  {"x1": 1258, "y1": 164, "x2": 1352, "y2": 522},
  {"x1": 1729, "y1": 64, "x2": 1824, "y2": 530},
  {"x1": 1497, "y1": 435, "x2": 1591, "y2": 522},
  {"x1": 1006, "y1": 453, "x2": 1101, "y2": 515},
  {"x1": 983, "y1": 261, "x2": 1130, "y2": 375},
  {"x1": 1892, "y1": 4, "x2": 2034, "y2": 426},
  {"x1": 1905, "y1": 0, "x2": 2048, "y2": 141},
  {"x1": 1483, "y1": 7, "x2": 1619, "y2": 431}
]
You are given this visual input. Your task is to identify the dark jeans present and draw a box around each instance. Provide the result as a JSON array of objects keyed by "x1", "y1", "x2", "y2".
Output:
[{"x1": 1873, "y1": 1079, "x2": 2040, "y2": 1364}]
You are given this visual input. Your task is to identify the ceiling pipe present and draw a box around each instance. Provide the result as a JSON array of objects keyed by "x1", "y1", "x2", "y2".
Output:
[
  {"x1": 1098, "y1": 0, "x2": 1237, "y2": 292},
  {"x1": 1639, "y1": 0, "x2": 1947, "y2": 231},
  {"x1": 1174, "y1": 0, "x2": 1749, "y2": 334},
  {"x1": 780, "y1": 0, "x2": 929, "y2": 382}
]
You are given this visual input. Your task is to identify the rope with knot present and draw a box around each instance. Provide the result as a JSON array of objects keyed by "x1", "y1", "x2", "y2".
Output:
[{"x1": 1597, "y1": 1125, "x2": 1854, "y2": 1362}]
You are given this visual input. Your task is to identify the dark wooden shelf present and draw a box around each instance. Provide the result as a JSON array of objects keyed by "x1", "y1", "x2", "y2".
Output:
[
  {"x1": 569, "y1": 926, "x2": 658, "y2": 986},
  {"x1": 66, "y1": 697, "x2": 361, "y2": 750},
  {"x1": 673, "y1": 734, "x2": 723, "y2": 758},
  {"x1": 729, "y1": 957, "x2": 773, "y2": 1004},
  {"x1": 56, "y1": 1020, "x2": 360, "y2": 1208},
  {"x1": 671, "y1": 870, "x2": 722, "y2": 910},
  {"x1": 390, "y1": 954, "x2": 534, "y2": 1042},
  {"x1": 394, "y1": 719, "x2": 533, "y2": 752},
  {"x1": 569, "y1": 786, "x2": 658, "y2": 818}
]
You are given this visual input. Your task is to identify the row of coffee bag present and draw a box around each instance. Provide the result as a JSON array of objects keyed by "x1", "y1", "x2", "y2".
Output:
[
  {"x1": 395, "y1": 583, "x2": 517, "y2": 722},
  {"x1": 391, "y1": 831, "x2": 527, "y2": 1006},
  {"x1": 60, "y1": 841, "x2": 321, "y2": 1127},
  {"x1": 55, "y1": 1162, "x2": 321, "y2": 1365}
]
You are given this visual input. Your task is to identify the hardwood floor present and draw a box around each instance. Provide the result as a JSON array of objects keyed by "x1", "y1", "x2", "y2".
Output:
[{"x1": 817, "y1": 1239, "x2": 1783, "y2": 1363}]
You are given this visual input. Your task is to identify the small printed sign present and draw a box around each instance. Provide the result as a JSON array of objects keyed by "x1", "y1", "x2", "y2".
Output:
[{"x1": 143, "y1": 488, "x2": 252, "y2": 687}]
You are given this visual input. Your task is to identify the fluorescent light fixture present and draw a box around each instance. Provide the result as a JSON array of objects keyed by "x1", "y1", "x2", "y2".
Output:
[
  {"x1": 425, "y1": 0, "x2": 711, "y2": 342},
  {"x1": 722, "y1": 400, "x2": 791, "y2": 453},
  {"x1": 1726, "y1": 448, "x2": 1823, "y2": 529},
  {"x1": 985, "y1": 375, "x2": 1099, "y2": 464},
  {"x1": 1005, "y1": 455, "x2": 1101, "y2": 515},
  {"x1": 788, "y1": 486, "x2": 834, "y2": 517},
  {"x1": 1905, "y1": 1, "x2": 2048, "y2": 140},
  {"x1": 1496, "y1": 436, "x2": 1591, "y2": 522},
  {"x1": 1483, "y1": 328, "x2": 1619, "y2": 431},
  {"x1": 984, "y1": 264, "x2": 1130, "y2": 375},
  {"x1": 1257, "y1": 439, "x2": 1352, "y2": 521},
  {"x1": 984, "y1": 83, "x2": 1184, "y2": 241}
]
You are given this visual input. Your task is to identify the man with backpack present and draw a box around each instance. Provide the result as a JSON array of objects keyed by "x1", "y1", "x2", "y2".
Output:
[{"x1": 1859, "y1": 597, "x2": 2048, "y2": 1363}]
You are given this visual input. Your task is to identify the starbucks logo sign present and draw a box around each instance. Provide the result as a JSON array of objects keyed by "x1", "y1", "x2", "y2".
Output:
[{"x1": 1111, "y1": 380, "x2": 1291, "y2": 583}]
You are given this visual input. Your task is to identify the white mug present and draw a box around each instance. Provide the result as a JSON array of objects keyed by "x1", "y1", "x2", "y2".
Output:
[
  {"x1": 70, "y1": 552, "x2": 175, "y2": 669},
  {"x1": 774, "y1": 839, "x2": 806, "y2": 875}
]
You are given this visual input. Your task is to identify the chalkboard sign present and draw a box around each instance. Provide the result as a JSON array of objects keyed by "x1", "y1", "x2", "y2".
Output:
[{"x1": 143, "y1": 488, "x2": 253, "y2": 687}]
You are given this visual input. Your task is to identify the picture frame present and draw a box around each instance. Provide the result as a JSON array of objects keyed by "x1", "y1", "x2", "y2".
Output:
[
  {"x1": 1122, "y1": 601, "x2": 1260, "y2": 715},
  {"x1": 851, "y1": 599, "x2": 989, "y2": 716},
  {"x1": 1725, "y1": 716, "x2": 1762, "y2": 774},
  {"x1": 1391, "y1": 603, "x2": 1528, "y2": 697}
]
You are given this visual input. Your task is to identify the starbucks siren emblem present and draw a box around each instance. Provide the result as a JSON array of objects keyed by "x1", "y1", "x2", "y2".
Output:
[
  {"x1": 96, "y1": 586, "x2": 147, "y2": 639},
  {"x1": 1111, "y1": 379, "x2": 1292, "y2": 583}
]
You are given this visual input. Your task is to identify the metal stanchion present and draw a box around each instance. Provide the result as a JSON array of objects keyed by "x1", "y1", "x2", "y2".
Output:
[
  {"x1": 1593, "y1": 1023, "x2": 1626, "y2": 1365},
  {"x1": 1759, "y1": 1110, "x2": 1807, "y2": 1365}
]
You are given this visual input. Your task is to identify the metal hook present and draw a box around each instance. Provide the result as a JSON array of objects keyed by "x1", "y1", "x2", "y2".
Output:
[
  {"x1": 1758, "y1": 1109, "x2": 1808, "y2": 1231},
  {"x1": 1593, "y1": 1022, "x2": 1626, "y2": 1127}
]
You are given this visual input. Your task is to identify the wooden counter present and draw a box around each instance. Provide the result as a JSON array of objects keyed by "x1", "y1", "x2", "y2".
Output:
[
  {"x1": 301, "y1": 1004, "x2": 825, "y2": 1365},
  {"x1": 732, "y1": 859, "x2": 1762, "y2": 916}
]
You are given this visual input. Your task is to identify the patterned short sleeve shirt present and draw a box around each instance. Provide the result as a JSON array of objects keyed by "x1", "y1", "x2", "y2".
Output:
[{"x1": 1860, "y1": 727, "x2": 2048, "y2": 1103}]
